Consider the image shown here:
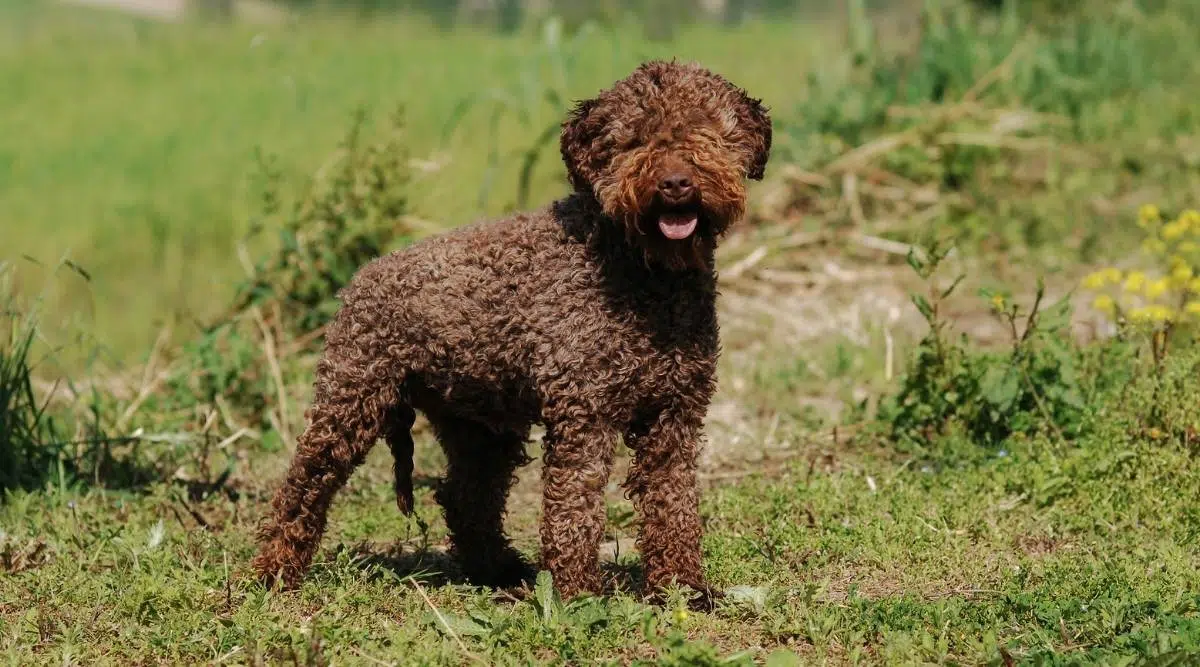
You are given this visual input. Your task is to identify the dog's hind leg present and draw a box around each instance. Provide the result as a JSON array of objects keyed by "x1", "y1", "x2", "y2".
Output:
[
  {"x1": 252, "y1": 355, "x2": 398, "y2": 589},
  {"x1": 429, "y1": 415, "x2": 534, "y2": 589}
]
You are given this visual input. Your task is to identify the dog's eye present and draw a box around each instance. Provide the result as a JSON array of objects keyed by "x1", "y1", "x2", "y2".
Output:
[{"x1": 613, "y1": 132, "x2": 641, "y2": 150}]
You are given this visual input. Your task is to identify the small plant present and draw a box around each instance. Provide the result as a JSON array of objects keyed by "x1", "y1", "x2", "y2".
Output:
[
  {"x1": 882, "y1": 239, "x2": 1089, "y2": 451},
  {"x1": 1079, "y1": 204, "x2": 1200, "y2": 366},
  {"x1": 231, "y1": 105, "x2": 413, "y2": 339},
  {"x1": 880, "y1": 240, "x2": 978, "y2": 447},
  {"x1": 973, "y1": 279, "x2": 1086, "y2": 443},
  {"x1": 172, "y1": 106, "x2": 414, "y2": 418},
  {"x1": 115, "y1": 107, "x2": 417, "y2": 484},
  {"x1": 637, "y1": 604, "x2": 756, "y2": 667}
]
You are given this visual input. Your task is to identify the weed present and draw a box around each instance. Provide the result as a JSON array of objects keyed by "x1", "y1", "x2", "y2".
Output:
[
  {"x1": 231, "y1": 105, "x2": 413, "y2": 338},
  {"x1": 443, "y1": 16, "x2": 595, "y2": 212},
  {"x1": 0, "y1": 263, "x2": 162, "y2": 494},
  {"x1": 767, "y1": 0, "x2": 1200, "y2": 267},
  {"x1": 68, "y1": 107, "x2": 421, "y2": 487},
  {"x1": 882, "y1": 240, "x2": 1094, "y2": 453}
]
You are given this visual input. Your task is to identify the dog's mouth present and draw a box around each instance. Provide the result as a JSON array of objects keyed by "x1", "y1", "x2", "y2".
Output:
[
  {"x1": 657, "y1": 210, "x2": 699, "y2": 240},
  {"x1": 652, "y1": 194, "x2": 704, "y2": 241}
]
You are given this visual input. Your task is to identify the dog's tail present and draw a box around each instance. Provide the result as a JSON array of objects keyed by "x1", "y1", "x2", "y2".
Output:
[{"x1": 384, "y1": 403, "x2": 416, "y2": 514}]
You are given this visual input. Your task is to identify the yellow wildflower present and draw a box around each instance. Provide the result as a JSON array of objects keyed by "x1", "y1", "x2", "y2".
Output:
[
  {"x1": 1180, "y1": 241, "x2": 1199, "y2": 255},
  {"x1": 673, "y1": 609, "x2": 689, "y2": 623},
  {"x1": 1146, "y1": 277, "x2": 1171, "y2": 300},
  {"x1": 1189, "y1": 277, "x2": 1200, "y2": 293},
  {"x1": 1152, "y1": 305, "x2": 1174, "y2": 321},
  {"x1": 1123, "y1": 271, "x2": 1147, "y2": 293},
  {"x1": 1092, "y1": 294, "x2": 1116, "y2": 315},
  {"x1": 1185, "y1": 301, "x2": 1200, "y2": 317},
  {"x1": 1172, "y1": 264, "x2": 1194, "y2": 285},
  {"x1": 991, "y1": 294, "x2": 1006, "y2": 311},
  {"x1": 1162, "y1": 219, "x2": 1189, "y2": 240},
  {"x1": 1182, "y1": 209, "x2": 1200, "y2": 226},
  {"x1": 1081, "y1": 271, "x2": 1107, "y2": 290},
  {"x1": 1102, "y1": 267, "x2": 1123, "y2": 283},
  {"x1": 1138, "y1": 204, "x2": 1161, "y2": 227},
  {"x1": 1142, "y1": 238, "x2": 1167, "y2": 255},
  {"x1": 1129, "y1": 305, "x2": 1173, "y2": 323}
]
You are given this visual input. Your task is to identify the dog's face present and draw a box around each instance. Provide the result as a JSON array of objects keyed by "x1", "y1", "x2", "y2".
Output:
[{"x1": 560, "y1": 60, "x2": 771, "y2": 270}]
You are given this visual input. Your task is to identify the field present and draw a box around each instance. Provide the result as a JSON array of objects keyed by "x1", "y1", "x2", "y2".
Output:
[{"x1": 3, "y1": 0, "x2": 1200, "y2": 664}]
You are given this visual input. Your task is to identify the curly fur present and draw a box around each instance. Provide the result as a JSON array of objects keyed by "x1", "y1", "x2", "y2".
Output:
[{"x1": 252, "y1": 60, "x2": 771, "y2": 608}]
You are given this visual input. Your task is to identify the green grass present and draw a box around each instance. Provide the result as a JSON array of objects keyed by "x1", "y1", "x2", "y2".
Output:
[
  {"x1": 4, "y1": 0, "x2": 1200, "y2": 664},
  {"x1": 3, "y1": 386, "x2": 1198, "y2": 664}
]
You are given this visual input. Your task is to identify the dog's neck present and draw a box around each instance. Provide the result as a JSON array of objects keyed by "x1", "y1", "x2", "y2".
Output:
[{"x1": 553, "y1": 193, "x2": 718, "y2": 280}]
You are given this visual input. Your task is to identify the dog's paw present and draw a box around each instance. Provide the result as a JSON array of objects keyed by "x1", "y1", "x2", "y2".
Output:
[{"x1": 250, "y1": 549, "x2": 309, "y2": 591}]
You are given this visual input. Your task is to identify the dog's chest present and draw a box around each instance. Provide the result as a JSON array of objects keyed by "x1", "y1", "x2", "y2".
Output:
[{"x1": 612, "y1": 285, "x2": 719, "y2": 404}]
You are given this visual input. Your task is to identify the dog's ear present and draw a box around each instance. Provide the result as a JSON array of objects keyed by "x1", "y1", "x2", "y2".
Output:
[
  {"x1": 560, "y1": 98, "x2": 603, "y2": 192},
  {"x1": 734, "y1": 90, "x2": 772, "y2": 181}
]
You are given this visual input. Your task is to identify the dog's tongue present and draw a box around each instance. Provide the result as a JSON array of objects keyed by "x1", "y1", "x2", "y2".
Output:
[{"x1": 658, "y1": 212, "x2": 698, "y2": 240}]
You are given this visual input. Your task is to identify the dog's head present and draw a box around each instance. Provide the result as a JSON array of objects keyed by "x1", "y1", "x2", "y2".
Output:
[{"x1": 560, "y1": 60, "x2": 771, "y2": 270}]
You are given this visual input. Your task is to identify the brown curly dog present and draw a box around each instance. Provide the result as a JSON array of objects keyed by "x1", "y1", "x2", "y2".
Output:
[{"x1": 252, "y1": 60, "x2": 771, "y2": 609}]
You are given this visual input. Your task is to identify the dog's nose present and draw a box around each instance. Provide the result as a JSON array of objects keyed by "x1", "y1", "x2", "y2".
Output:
[{"x1": 658, "y1": 173, "x2": 694, "y2": 200}]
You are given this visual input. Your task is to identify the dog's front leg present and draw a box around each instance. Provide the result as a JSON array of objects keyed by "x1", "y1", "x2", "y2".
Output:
[
  {"x1": 625, "y1": 408, "x2": 719, "y2": 610},
  {"x1": 539, "y1": 419, "x2": 615, "y2": 599}
]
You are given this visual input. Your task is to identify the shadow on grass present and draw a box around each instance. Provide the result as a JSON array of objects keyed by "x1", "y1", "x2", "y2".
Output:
[
  {"x1": 349, "y1": 543, "x2": 464, "y2": 589},
  {"x1": 339, "y1": 540, "x2": 651, "y2": 602}
]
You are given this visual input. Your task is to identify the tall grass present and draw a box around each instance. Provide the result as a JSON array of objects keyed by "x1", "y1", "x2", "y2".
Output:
[
  {"x1": 0, "y1": 265, "x2": 57, "y2": 493},
  {"x1": 0, "y1": 263, "x2": 166, "y2": 496}
]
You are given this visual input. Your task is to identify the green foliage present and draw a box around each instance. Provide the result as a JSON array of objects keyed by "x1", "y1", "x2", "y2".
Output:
[
  {"x1": 637, "y1": 616, "x2": 751, "y2": 666},
  {"x1": 0, "y1": 108, "x2": 422, "y2": 492},
  {"x1": 153, "y1": 107, "x2": 413, "y2": 441},
  {"x1": 772, "y1": 0, "x2": 1200, "y2": 262},
  {"x1": 231, "y1": 106, "x2": 412, "y2": 339},
  {"x1": 881, "y1": 241, "x2": 1108, "y2": 451},
  {"x1": 788, "y1": 0, "x2": 1197, "y2": 154},
  {"x1": 4, "y1": 379, "x2": 1200, "y2": 663},
  {"x1": 443, "y1": 16, "x2": 593, "y2": 212},
  {"x1": 1109, "y1": 344, "x2": 1200, "y2": 446},
  {"x1": 5, "y1": 2, "x2": 1200, "y2": 664}
]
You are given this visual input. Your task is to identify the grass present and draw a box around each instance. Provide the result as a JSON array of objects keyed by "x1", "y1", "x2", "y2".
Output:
[
  {"x1": 4, "y1": 0, "x2": 1200, "y2": 664},
  {"x1": 3, "y1": 387, "x2": 1199, "y2": 664}
]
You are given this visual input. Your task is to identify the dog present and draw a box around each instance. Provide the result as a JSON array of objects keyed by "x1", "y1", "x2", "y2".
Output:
[{"x1": 252, "y1": 59, "x2": 771, "y2": 609}]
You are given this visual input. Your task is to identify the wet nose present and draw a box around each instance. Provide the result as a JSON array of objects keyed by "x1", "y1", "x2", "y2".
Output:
[{"x1": 658, "y1": 173, "x2": 694, "y2": 200}]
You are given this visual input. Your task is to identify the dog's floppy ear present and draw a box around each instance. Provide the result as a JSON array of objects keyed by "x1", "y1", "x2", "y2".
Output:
[
  {"x1": 734, "y1": 90, "x2": 772, "y2": 181},
  {"x1": 560, "y1": 97, "x2": 603, "y2": 192}
]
